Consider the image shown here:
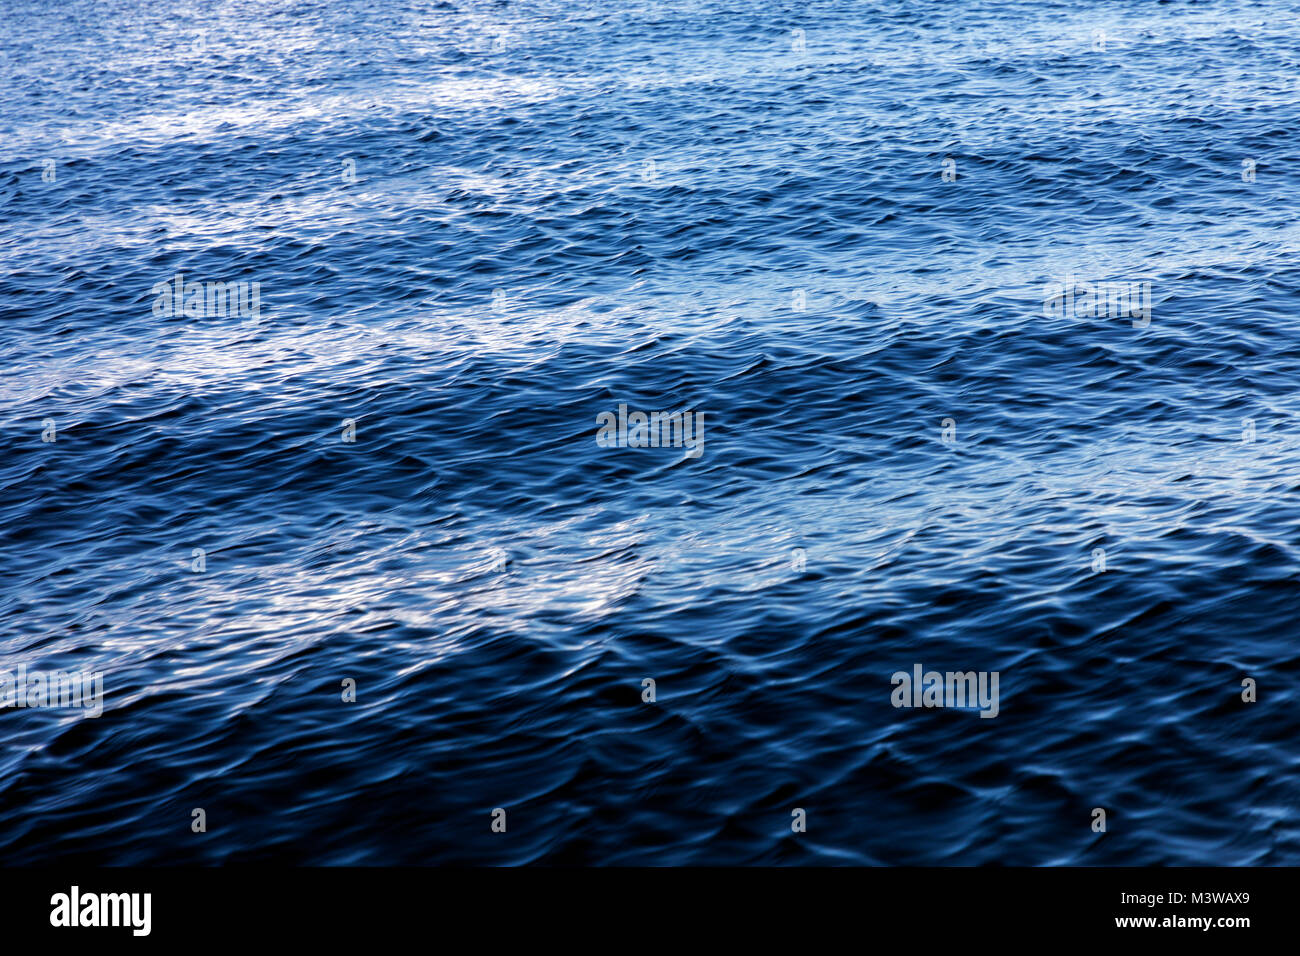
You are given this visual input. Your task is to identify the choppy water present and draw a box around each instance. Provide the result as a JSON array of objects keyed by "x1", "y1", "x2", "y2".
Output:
[{"x1": 2, "y1": 0, "x2": 1299, "y2": 865}]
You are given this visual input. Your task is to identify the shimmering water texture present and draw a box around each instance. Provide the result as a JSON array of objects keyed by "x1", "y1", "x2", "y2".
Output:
[{"x1": 2, "y1": 0, "x2": 1300, "y2": 864}]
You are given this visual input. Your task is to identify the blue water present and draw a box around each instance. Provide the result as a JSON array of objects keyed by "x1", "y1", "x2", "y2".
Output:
[{"x1": 3, "y1": 0, "x2": 1299, "y2": 865}]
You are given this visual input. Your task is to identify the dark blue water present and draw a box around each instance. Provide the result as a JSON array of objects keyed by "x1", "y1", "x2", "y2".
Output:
[{"x1": 3, "y1": 0, "x2": 1299, "y2": 865}]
